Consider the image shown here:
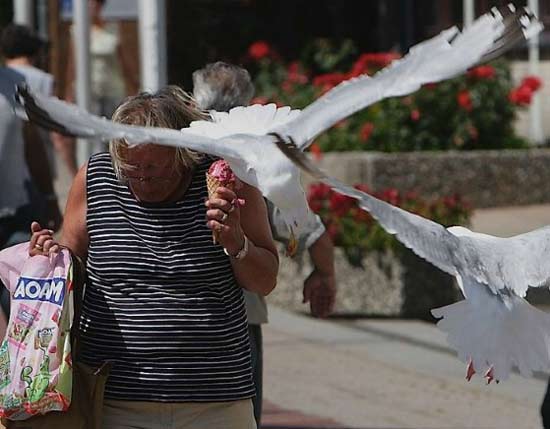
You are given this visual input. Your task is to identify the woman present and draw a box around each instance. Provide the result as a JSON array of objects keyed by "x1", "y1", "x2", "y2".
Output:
[{"x1": 30, "y1": 86, "x2": 278, "y2": 429}]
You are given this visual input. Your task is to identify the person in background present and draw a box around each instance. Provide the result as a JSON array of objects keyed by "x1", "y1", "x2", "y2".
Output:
[
  {"x1": 0, "y1": 60, "x2": 61, "y2": 323},
  {"x1": 63, "y1": 0, "x2": 139, "y2": 160},
  {"x1": 1, "y1": 23, "x2": 78, "y2": 176},
  {"x1": 30, "y1": 86, "x2": 277, "y2": 428},
  {"x1": 193, "y1": 61, "x2": 337, "y2": 426}
]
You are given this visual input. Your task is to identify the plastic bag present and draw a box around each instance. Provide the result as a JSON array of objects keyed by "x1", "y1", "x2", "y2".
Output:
[{"x1": 0, "y1": 243, "x2": 74, "y2": 420}]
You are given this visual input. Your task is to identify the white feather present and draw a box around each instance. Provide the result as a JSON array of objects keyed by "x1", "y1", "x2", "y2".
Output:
[
  {"x1": 278, "y1": 129, "x2": 550, "y2": 381},
  {"x1": 16, "y1": 4, "x2": 542, "y2": 257}
]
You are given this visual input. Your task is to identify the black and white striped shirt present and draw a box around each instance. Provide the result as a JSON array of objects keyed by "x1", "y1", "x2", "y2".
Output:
[{"x1": 78, "y1": 153, "x2": 254, "y2": 402}]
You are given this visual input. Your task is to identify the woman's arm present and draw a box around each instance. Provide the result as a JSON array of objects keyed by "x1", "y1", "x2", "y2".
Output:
[
  {"x1": 206, "y1": 184, "x2": 279, "y2": 296},
  {"x1": 29, "y1": 163, "x2": 88, "y2": 260},
  {"x1": 60, "y1": 163, "x2": 89, "y2": 260}
]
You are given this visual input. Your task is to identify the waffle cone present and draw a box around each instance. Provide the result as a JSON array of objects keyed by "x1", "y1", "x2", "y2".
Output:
[{"x1": 206, "y1": 173, "x2": 235, "y2": 243}]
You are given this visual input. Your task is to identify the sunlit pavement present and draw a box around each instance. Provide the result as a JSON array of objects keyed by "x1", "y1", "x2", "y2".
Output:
[{"x1": 262, "y1": 205, "x2": 550, "y2": 429}]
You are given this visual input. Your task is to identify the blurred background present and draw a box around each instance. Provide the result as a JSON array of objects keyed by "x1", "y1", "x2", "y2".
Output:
[{"x1": 3, "y1": 1, "x2": 550, "y2": 428}]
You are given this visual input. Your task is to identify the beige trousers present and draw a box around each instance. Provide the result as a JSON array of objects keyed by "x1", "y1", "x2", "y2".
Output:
[{"x1": 101, "y1": 398, "x2": 257, "y2": 429}]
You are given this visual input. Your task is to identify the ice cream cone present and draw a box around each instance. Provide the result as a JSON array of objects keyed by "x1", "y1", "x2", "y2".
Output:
[
  {"x1": 206, "y1": 174, "x2": 228, "y2": 244},
  {"x1": 206, "y1": 160, "x2": 237, "y2": 244}
]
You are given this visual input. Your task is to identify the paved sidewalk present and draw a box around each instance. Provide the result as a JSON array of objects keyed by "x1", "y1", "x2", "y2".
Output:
[
  {"x1": 262, "y1": 307, "x2": 547, "y2": 429},
  {"x1": 262, "y1": 400, "x2": 344, "y2": 428},
  {"x1": 260, "y1": 204, "x2": 550, "y2": 429}
]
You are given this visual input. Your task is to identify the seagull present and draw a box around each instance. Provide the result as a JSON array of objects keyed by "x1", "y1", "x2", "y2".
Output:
[
  {"x1": 16, "y1": 4, "x2": 541, "y2": 241},
  {"x1": 274, "y1": 131, "x2": 550, "y2": 383}
]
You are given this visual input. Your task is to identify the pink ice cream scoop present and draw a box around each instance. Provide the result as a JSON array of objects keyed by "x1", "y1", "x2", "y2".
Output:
[{"x1": 207, "y1": 160, "x2": 236, "y2": 186}]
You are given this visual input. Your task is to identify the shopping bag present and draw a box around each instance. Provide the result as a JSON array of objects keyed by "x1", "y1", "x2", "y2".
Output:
[{"x1": 0, "y1": 243, "x2": 74, "y2": 420}]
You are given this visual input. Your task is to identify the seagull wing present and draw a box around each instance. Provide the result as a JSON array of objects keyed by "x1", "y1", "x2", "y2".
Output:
[
  {"x1": 17, "y1": 85, "x2": 314, "y2": 235},
  {"x1": 275, "y1": 138, "x2": 462, "y2": 276},
  {"x1": 271, "y1": 5, "x2": 542, "y2": 149},
  {"x1": 500, "y1": 227, "x2": 550, "y2": 295},
  {"x1": 15, "y1": 85, "x2": 246, "y2": 161}
]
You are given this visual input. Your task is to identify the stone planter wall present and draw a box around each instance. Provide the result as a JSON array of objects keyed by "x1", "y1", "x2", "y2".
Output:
[
  {"x1": 268, "y1": 247, "x2": 461, "y2": 320},
  {"x1": 274, "y1": 149, "x2": 550, "y2": 317},
  {"x1": 303, "y1": 149, "x2": 550, "y2": 208}
]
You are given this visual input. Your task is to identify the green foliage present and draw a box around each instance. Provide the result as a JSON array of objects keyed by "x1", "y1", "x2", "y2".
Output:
[
  {"x1": 308, "y1": 183, "x2": 472, "y2": 267},
  {"x1": 247, "y1": 39, "x2": 541, "y2": 153}
]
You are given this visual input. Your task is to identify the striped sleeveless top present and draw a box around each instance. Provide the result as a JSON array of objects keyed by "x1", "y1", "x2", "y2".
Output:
[{"x1": 78, "y1": 153, "x2": 254, "y2": 402}]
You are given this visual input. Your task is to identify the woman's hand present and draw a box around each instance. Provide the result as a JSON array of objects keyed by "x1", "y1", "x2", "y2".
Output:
[
  {"x1": 29, "y1": 221, "x2": 61, "y2": 256},
  {"x1": 205, "y1": 187, "x2": 246, "y2": 256}
]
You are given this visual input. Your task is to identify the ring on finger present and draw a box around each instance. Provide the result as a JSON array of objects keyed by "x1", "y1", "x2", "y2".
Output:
[
  {"x1": 228, "y1": 203, "x2": 235, "y2": 213},
  {"x1": 34, "y1": 244, "x2": 43, "y2": 250},
  {"x1": 221, "y1": 212, "x2": 228, "y2": 223}
]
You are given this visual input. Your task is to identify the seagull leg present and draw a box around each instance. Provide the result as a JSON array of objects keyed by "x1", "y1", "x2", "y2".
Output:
[
  {"x1": 484, "y1": 367, "x2": 495, "y2": 385},
  {"x1": 466, "y1": 358, "x2": 476, "y2": 381}
]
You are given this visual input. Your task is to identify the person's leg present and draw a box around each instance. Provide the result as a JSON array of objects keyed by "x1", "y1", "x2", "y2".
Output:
[
  {"x1": 248, "y1": 323, "x2": 263, "y2": 426},
  {"x1": 541, "y1": 379, "x2": 550, "y2": 429},
  {"x1": 101, "y1": 399, "x2": 160, "y2": 429},
  {"x1": 174, "y1": 399, "x2": 256, "y2": 429}
]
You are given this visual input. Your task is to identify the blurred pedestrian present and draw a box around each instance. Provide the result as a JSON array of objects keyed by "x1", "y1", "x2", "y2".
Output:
[
  {"x1": 29, "y1": 85, "x2": 277, "y2": 428},
  {"x1": 0, "y1": 60, "x2": 61, "y2": 322},
  {"x1": 1, "y1": 23, "x2": 78, "y2": 176},
  {"x1": 193, "y1": 61, "x2": 337, "y2": 426},
  {"x1": 64, "y1": 0, "x2": 139, "y2": 158}
]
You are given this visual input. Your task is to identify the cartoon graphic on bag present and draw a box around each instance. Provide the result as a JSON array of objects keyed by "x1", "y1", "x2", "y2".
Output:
[{"x1": 0, "y1": 243, "x2": 74, "y2": 420}]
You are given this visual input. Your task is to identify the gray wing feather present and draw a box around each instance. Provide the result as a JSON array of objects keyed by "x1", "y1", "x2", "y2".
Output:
[
  {"x1": 16, "y1": 85, "x2": 245, "y2": 161},
  {"x1": 275, "y1": 139, "x2": 460, "y2": 276}
]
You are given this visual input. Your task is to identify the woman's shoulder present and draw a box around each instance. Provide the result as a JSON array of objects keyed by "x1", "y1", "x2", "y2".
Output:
[{"x1": 87, "y1": 152, "x2": 115, "y2": 175}]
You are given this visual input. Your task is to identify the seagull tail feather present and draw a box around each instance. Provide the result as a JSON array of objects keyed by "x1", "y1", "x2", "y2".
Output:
[{"x1": 432, "y1": 278, "x2": 550, "y2": 381}]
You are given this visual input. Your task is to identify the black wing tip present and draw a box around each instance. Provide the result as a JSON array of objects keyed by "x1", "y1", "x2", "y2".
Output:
[
  {"x1": 476, "y1": 4, "x2": 541, "y2": 65},
  {"x1": 14, "y1": 84, "x2": 79, "y2": 137},
  {"x1": 269, "y1": 132, "x2": 325, "y2": 180}
]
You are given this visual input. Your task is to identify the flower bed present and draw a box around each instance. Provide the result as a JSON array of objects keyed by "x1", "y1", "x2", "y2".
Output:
[
  {"x1": 245, "y1": 40, "x2": 543, "y2": 155},
  {"x1": 267, "y1": 183, "x2": 469, "y2": 319}
]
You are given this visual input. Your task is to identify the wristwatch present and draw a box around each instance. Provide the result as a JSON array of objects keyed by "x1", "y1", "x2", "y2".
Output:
[{"x1": 224, "y1": 235, "x2": 249, "y2": 260}]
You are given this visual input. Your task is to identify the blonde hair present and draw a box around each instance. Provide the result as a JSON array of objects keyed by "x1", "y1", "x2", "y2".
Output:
[{"x1": 109, "y1": 86, "x2": 209, "y2": 180}]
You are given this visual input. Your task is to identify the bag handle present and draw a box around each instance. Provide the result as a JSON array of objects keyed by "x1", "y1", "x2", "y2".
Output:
[{"x1": 69, "y1": 252, "x2": 86, "y2": 362}]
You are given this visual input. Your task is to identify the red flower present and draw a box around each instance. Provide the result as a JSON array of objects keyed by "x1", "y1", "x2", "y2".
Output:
[
  {"x1": 250, "y1": 96, "x2": 269, "y2": 105},
  {"x1": 410, "y1": 109, "x2": 420, "y2": 121},
  {"x1": 353, "y1": 208, "x2": 371, "y2": 223},
  {"x1": 287, "y1": 61, "x2": 308, "y2": 84},
  {"x1": 359, "y1": 122, "x2": 375, "y2": 143},
  {"x1": 309, "y1": 143, "x2": 323, "y2": 160},
  {"x1": 521, "y1": 75, "x2": 542, "y2": 92},
  {"x1": 327, "y1": 223, "x2": 340, "y2": 241},
  {"x1": 248, "y1": 41, "x2": 271, "y2": 60},
  {"x1": 354, "y1": 183, "x2": 371, "y2": 193},
  {"x1": 404, "y1": 191, "x2": 419, "y2": 201},
  {"x1": 457, "y1": 90, "x2": 473, "y2": 111},
  {"x1": 308, "y1": 183, "x2": 332, "y2": 201},
  {"x1": 308, "y1": 199, "x2": 323, "y2": 213},
  {"x1": 380, "y1": 188, "x2": 400, "y2": 206},
  {"x1": 312, "y1": 73, "x2": 347, "y2": 92},
  {"x1": 281, "y1": 80, "x2": 294, "y2": 94},
  {"x1": 329, "y1": 193, "x2": 355, "y2": 217},
  {"x1": 509, "y1": 85, "x2": 533, "y2": 105},
  {"x1": 349, "y1": 52, "x2": 400, "y2": 78},
  {"x1": 467, "y1": 65, "x2": 495, "y2": 79},
  {"x1": 443, "y1": 196, "x2": 457, "y2": 209}
]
